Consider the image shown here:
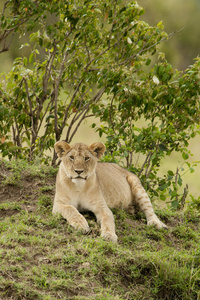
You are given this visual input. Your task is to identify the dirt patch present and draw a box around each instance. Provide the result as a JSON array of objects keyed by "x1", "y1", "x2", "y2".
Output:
[
  {"x1": 0, "y1": 161, "x2": 56, "y2": 220},
  {"x1": 0, "y1": 209, "x2": 20, "y2": 218}
]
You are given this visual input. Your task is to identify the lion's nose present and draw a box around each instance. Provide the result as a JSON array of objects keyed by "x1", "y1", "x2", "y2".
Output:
[{"x1": 75, "y1": 170, "x2": 84, "y2": 175}]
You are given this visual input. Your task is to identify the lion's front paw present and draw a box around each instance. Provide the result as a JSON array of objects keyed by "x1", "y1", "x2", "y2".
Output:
[
  {"x1": 147, "y1": 216, "x2": 168, "y2": 230},
  {"x1": 70, "y1": 217, "x2": 90, "y2": 233},
  {"x1": 101, "y1": 232, "x2": 118, "y2": 243}
]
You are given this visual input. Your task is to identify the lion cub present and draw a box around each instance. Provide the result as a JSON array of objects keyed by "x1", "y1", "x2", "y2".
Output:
[{"x1": 53, "y1": 141, "x2": 167, "y2": 242}]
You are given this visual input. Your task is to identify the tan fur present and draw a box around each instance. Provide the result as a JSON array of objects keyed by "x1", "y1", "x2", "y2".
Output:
[{"x1": 53, "y1": 141, "x2": 167, "y2": 242}]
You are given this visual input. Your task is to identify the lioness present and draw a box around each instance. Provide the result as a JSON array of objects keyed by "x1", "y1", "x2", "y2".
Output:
[{"x1": 53, "y1": 141, "x2": 167, "y2": 242}]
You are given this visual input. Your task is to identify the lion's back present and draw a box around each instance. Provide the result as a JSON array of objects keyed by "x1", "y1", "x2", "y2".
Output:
[{"x1": 96, "y1": 162, "x2": 133, "y2": 208}]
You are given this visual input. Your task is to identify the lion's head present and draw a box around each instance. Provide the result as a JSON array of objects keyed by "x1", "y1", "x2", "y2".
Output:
[{"x1": 54, "y1": 141, "x2": 106, "y2": 180}]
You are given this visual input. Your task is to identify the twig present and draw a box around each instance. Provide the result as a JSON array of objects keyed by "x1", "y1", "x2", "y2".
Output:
[
  {"x1": 138, "y1": 151, "x2": 152, "y2": 177},
  {"x1": 65, "y1": 87, "x2": 105, "y2": 142},
  {"x1": 180, "y1": 184, "x2": 188, "y2": 209},
  {"x1": 117, "y1": 28, "x2": 184, "y2": 67}
]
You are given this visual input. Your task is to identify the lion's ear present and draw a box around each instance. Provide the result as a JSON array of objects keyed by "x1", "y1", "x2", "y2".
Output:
[
  {"x1": 54, "y1": 141, "x2": 71, "y2": 158},
  {"x1": 89, "y1": 142, "x2": 106, "y2": 159}
]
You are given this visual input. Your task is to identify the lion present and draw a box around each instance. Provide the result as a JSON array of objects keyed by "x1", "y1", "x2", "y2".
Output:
[{"x1": 53, "y1": 141, "x2": 167, "y2": 242}]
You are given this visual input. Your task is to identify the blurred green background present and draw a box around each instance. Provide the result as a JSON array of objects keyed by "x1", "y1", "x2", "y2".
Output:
[
  {"x1": 0, "y1": 0, "x2": 199, "y2": 197},
  {"x1": 139, "y1": 0, "x2": 200, "y2": 199},
  {"x1": 139, "y1": 0, "x2": 200, "y2": 70}
]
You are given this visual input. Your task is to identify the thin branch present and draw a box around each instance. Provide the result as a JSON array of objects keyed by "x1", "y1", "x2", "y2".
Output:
[
  {"x1": 54, "y1": 49, "x2": 70, "y2": 130},
  {"x1": 109, "y1": 94, "x2": 116, "y2": 130},
  {"x1": 12, "y1": 116, "x2": 22, "y2": 147},
  {"x1": 61, "y1": 78, "x2": 84, "y2": 131},
  {"x1": 0, "y1": 19, "x2": 27, "y2": 42},
  {"x1": 175, "y1": 167, "x2": 179, "y2": 204},
  {"x1": 117, "y1": 28, "x2": 184, "y2": 67},
  {"x1": 65, "y1": 87, "x2": 105, "y2": 142},
  {"x1": 73, "y1": 87, "x2": 105, "y2": 123},
  {"x1": 1, "y1": 1, "x2": 9, "y2": 17},
  {"x1": 42, "y1": 44, "x2": 57, "y2": 97},
  {"x1": 68, "y1": 108, "x2": 90, "y2": 144},
  {"x1": 23, "y1": 78, "x2": 36, "y2": 137},
  {"x1": 138, "y1": 151, "x2": 153, "y2": 177},
  {"x1": 37, "y1": 94, "x2": 54, "y2": 137},
  {"x1": 84, "y1": 35, "x2": 91, "y2": 64},
  {"x1": 145, "y1": 152, "x2": 154, "y2": 178},
  {"x1": 0, "y1": 33, "x2": 14, "y2": 54},
  {"x1": 0, "y1": 1, "x2": 47, "y2": 55},
  {"x1": 180, "y1": 184, "x2": 188, "y2": 209}
]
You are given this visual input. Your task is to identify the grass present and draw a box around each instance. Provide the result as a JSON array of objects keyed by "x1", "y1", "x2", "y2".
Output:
[{"x1": 0, "y1": 159, "x2": 200, "y2": 299}]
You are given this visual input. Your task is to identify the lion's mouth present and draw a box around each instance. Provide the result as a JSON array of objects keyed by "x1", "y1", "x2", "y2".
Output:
[{"x1": 71, "y1": 176, "x2": 87, "y2": 180}]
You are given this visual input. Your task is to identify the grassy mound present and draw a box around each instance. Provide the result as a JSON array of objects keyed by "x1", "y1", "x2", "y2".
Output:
[{"x1": 0, "y1": 159, "x2": 199, "y2": 300}]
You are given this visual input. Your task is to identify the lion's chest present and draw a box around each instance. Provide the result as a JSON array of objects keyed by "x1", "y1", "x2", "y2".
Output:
[
  {"x1": 69, "y1": 179, "x2": 90, "y2": 211},
  {"x1": 71, "y1": 178, "x2": 87, "y2": 191}
]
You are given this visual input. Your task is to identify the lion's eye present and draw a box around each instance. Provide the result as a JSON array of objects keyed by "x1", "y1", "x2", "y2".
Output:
[
  {"x1": 69, "y1": 155, "x2": 74, "y2": 161},
  {"x1": 85, "y1": 157, "x2": 90, "y2": 162}
]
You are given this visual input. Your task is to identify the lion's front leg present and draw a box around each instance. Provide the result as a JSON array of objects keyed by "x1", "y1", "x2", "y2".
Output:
[
  {"x1": 53, "y1": 202, "x2": 89, "y2": 233},
  {"x1": 95, "y1": 206, "x2": 118, "y2": 243}
]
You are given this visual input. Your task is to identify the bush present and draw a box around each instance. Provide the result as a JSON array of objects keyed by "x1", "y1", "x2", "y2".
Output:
[{"x1": 0, "y1": 0, "x2": 199, "y2": 207}]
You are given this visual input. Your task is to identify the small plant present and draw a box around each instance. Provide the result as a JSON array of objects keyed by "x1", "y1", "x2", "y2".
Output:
[
  {"x1": 188, "y1": 194, "x2": 200, "y2": 210},
  {"x1": 37, "y1": 195, "x2": 52, "y2": 210}
]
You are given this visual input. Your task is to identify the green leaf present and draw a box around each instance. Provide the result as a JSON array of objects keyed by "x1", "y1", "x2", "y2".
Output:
[
  {"x1": 190, "y1": 167, "x2": 195, "y2": 173},
  {"x1": 159, "y1": 183, "x2": 169, "y2": 191},
  {"x1": 182, "y1": 152, "x2": 189, "y2": 160},
  {"x1": 167, "y1": 170, "x2": 174, "y2": 176},
  {"x1": 160, "y1": 194, "x2": 166, "y2": 201},
  {"x1": 29, "y1": 53, "x2": 34, "y2": 63},
  {"x1": 145, "y1": 58, "x2": 151, "y2": 66}
]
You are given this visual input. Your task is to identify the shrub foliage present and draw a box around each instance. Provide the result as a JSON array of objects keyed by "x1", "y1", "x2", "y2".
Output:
[{"x1": 0, "y1": 0, "x2": 199, "y2": 207}]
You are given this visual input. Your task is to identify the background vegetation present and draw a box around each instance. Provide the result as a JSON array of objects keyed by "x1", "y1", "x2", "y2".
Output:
[
  {"x1": 140, "y1": 0, "x2": 200, "y2": 70},
  {"x1": 0, "y1": 0, "x2": 199, "y2": 207}
]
